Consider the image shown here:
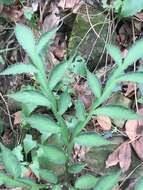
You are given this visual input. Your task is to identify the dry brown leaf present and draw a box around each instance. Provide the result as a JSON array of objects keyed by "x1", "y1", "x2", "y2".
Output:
[
  {"x1": 96, "y1": 115, "x2": 112, "y2": 131},
  {"x1": 58, "y1": 0, "x2": 80, "y2": 9},
  {"x1": 106, "y1": 147, "x2": 119, "y2": 168},
  {"x1": 13, "y1": 111, "x2": 22, "y2": 125},
  {"x1": 125, "y1": 83, "x2": 135, "y2": 96},
  {"x1": 119, "y1": 142, "x2": 131, "y2": 172},
  {"x1": 125, "y1": 120, "x2": 138, "y2": 140},
  {"x1": 132, "y1": 136, "x2": 143, "y2": 161}
]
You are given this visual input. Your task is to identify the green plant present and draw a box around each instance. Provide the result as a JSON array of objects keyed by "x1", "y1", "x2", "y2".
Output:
[{"x1": 0, "y1": 23, "x2": 143, "y2": 189}]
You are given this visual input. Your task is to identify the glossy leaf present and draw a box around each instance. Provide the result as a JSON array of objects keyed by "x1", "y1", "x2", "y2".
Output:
[
  {"x1": 87, "y1": 70, "x2": 102, "y2": 98},
  {"x1": 25, "y1": 114, "x2": 60, "y2": 134},
  {"x1": 117, "y1": 72, "x2": 143, "y2": 83},
  {"x1": 134, "y1": 176, "x2": 143, "y2": 190},
  {"x1": 8, "y1": 90, "x2": 51, "y2": 108},
  {"x1": 38, "y1": 145, "x2": 67, "y2": 165},
  {"x1": 15, "y1": 24, "x2": 36, "y2": 58},
  {"x1": 94, "y1": 171, "x2": 121, "y2": 190},
  {"x1": 68, "y1": 163, "x2": 86, "y2": 174},
  {"x1": 36, "y1": 28, "x2": 57, "y2": 53},
  {"x1": 106, "y1": 44, "x2": 122, "y2": 65},
  {"x1": 0, "y1": 63, "x2": 38, "y2": 75},
  {"x1": 75, "y1": 174, "x2": 98, "y2": 189},
  {"x1": 0, "y1": 143, "x2": 21, "y2": 178},
  {"x1": 39, "y1": 169, "x2": 58, "y2": 184},
  {"x1": 74, "y1": 132, "x2": 113, "y2": 147},
  {"x1": 94, "y1": 105, "x2": 143, "y2": 120}
]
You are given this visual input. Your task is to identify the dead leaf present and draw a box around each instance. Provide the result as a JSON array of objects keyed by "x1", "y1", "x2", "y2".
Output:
[
  {"x1": 58, "y1": 0, "x2": 80, "y2": 10},
  {"x1": 125, "y1": 82, "x2": 135, "y2": 97},
  {"x1": 106, "y1": 147, "x2": 119, "y2": 168},
  {"x1": 13, "y1": 111, "x2": 22, "y2": 125},
  {"x1": 132, "y1": 136, "x2": 143, "y2": 161},
  {"x1": 119, "y1": 142, "x2": 131, "y2": 172},
  {"x1": 96, "y1": 115, "x2": 112, "y2": 131},
  {"x1": 125, "y1": 120, "x2": 138, "y2": 140}
]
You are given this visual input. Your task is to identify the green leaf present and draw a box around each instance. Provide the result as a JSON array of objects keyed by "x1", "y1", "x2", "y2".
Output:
[
  {"x1": 94, "y1": 105, "x2": 143, "y2": 120},
  {"x1": 15, "y1": 24, "x2": 36, "y2": 58},
  {"x1": 120, "y1": 0, "x2": 143, "y2": 17},
  {"x1": 39, "y1": 169, "x2": 58, "y2": 184},
  {"x1": 106, "y1": 44, "x2": 122, "y2": 65},
  {"x1": 0, "y1": 55, "x2": 4, "y2": 65},
  {"x1": 36, "y1": 28, "x2": 57, "y2": 53},
  {"x1": 12, "y1": 145, "x2": 23, "y2": 161},
  {"x1": 0, "y1": 63, "x2": 38, "y2": 75},
  {"x1": 0, "y1": 143, "x2": 21, "y2": 178},
  {"x1": 138, "y1": 97, "x2": 143, "y2": 104},
  {"x1": 23, "y1": 134, "x2": 37, "y2": 154},
  {"x1": 75, "y1": 98, "x2": 86, "y2": 121},
  {"x1": 25, "y1": 114, "x2": 60, "y2": 134},
  {"x1": 75, "y1": 174, "x2": 98, "y2": 189},
  {"x1": 117, "y1": 72, "x2": 143, "y2": 83},
  {"x1": 8, "y1": 90, "x2": 51, "y2": 108},
  {"x1": 68, "y1": 163, "x2": 86, "y2": 174},
  {"x1": 48, "y1": 61, "x2": 68, "y2": 90},
  {"x1": 94, "y1": 171, "x2": 121, "y2": 190},
  {"x1": 38, "y1": 145, "x2": 67, "y2": 165},
  {"x1": 58, "y1": 90, "x2": 71, "y2": 114},
  {"x1": 87, "y1": 70, "x2": 102, "y2": 98},
  {"x1": 52, "y1": 185, "x2": 62, "y2": 190},
  {"x1": 134, "y1": 176, "x2": 143, "y2": 190},
  {"x1": 74, "y1": 132, "x2": 113, "y2": 147},
  {"x1": 0, "y1": 0, "x2": 14, "y2": 5},
  {"x1": 123, "y1": 39, "x2": 143, "y2": 69}
]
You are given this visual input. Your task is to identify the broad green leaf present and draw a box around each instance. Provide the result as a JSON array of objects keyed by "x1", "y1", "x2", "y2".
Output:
[
  {"x1": 87, "y1": 70, "x2": 102, "y2": 98},
  {"x1": 8, "y1": 90, "x2": 51, "y2": 108},
  {"x1": 30, "y1": 156, "x2": 40, "y2": 178},
  {"x1": 0, "y1": 0, "x2": 14, "y2": 5},
  {"x1": 52, "y1": 185, "x2": 62, "y2": 190},
  {"x1": 15, "y1": 24, "x2": 36, "y2": 58},
  {"x1": 0, "y1": 63, "x2": 38, "y2": 75},
  {"x1": 25, "y1": 114, "x2": 60, "y2": 134},
  {"x1": 12, "y1": 145, "x2": 23, "y2": 161},
  {"x1": 39, "y1": 169, "x2": 58, "y2": 184},
  {"x1": 120, "y1": 0, "x2": 143, "y2": 17},
  {"x1": 75, "y1": 98, "x2": 86, "y2": 121},
  {"x1": 0, "y1": 143, "x2": 21, "y2": 178},
  {"x1": 38, "y1": 145, "x2": 67, "y2": 165},
  {"x1": 117, "y1": 72, "x2": 143, "y2": 83},
  {"x1": 94, "y1": 105, "x2": 143, "y2": 120},
  {"x1": 75, "y1": 174, "x2": 98, "y2": 189},
  {"x1": 0, "y1": 173, "x2": 28, "y2": 188},
  {"x1": 36, "y1": 28, "x2": 57, "y2": 53},
  {"x1": 94, "y1": 171, "x2": 121, "y2": 190},
  {"x1": 138, "y1": 97, "x2": 143, "y2": 104},
  {"x1": 134, "y1": 176, "x2": 143, "y2": 190},
  {"x1": 23, "y1": 134, "x2": 37, "y2": 154},
  {"x1": 68, "y1": 163, "x2": 86, "y2": 174},
  {"x1": 58, "y1": 90, "x2": 71, "y2": 114},
  {"x1": 123, "y1": 39, "x2": 143, "y2": 69},
  {"x1": 48, "y1": 61, "x2": 68, "y2": 90},
  {"x1": 74, "y1": 132, "x2": 113, "y2": 147},
  {"x1": 106, "y1": 44, "x2": 122, "y2": 65}
]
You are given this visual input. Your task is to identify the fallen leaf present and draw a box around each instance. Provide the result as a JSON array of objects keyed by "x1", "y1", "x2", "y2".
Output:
[
  {"x1": 132, "y1": 136, "x2": 143, "y2": 161},
  {"x1": 58, "y1": 0, "x2": 80, "y2": 10},
  {"x1": 106, "y1": 147, "x2": 119, "y2": 168},
  {"x1": 13, "y1": 111, "x2": 22, "y2": 125},
  {"x1": 125, "y1": 120, "x2": 138, "y2": 140},
  {"x1": 96, "y1": 115, "x2": 112, "y2": 131},
  {"x1": 119, "y1": 142, "x2": 131, "y2": 172}
]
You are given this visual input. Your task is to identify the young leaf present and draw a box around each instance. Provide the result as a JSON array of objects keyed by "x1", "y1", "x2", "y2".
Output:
[
  {"x1": 74, "y1": 132, "x2": 113, "y2": 147},
  {"x1": 123, "y1": 39, "x2": 143, "y2": 69},
  {"x1": 117, "y1": 72, "x2": 143, "y2": 83},
  {"x1": 106, "y1": 44, "x2": 122, "y2": 65},
  {"x1": 68, "y1": 163, "x2": 86, "y2": 174},
  {"x1": 120, "y1": 0, "x2": 143, "y2": 17},
  {"x1": 94, "y1": 171, "x2": 121, "y2": 190},
  {"x1": 48, "y1": 61, "x2": 68, "y2": 90},
  {"x1": 36, "y1": 28, "x2": 57, "y2": 53},
  {"x1": 58, "y1": 90, "x2": 71, "y2": 115},
  {"x1": 39, "y1": 169, "x2": 58, "y2": 184},
  {"x1": 0, "y1": 63, "x2": 38, "y2": 75},
  {"x1": 75, "y1": 174, "x2": 98, "y2": 189},
  {"x1": 75, "y1": 98, "x2": 86, "y2": 121},
  {"x1": 15, "y1": 24, "x2": 36, "y2": 58},
  {"x1": 87, "y1": 70, "x2": 102, "y2": 98},
  {"x1": 0, "y1": 143, "x2": 21, "y2": 178},
  {"x1": 23, "y1": 134, "x2": 37, "y2": 154},
  {"x1": 134, "y1": 176, "x2": 143, "y2": 190},
  {"x1": 25, "y1": 114, "x2": 60, "y2": 134},
  {"x1": 8, "y1": 90, "x2": 51, "y2": 108},
  {"x1": 38, "y1": 145, "x2": 67, "y2": 165},
  {"x1": 94, "y1": 105, "x2": 143, "y2": 120}
]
